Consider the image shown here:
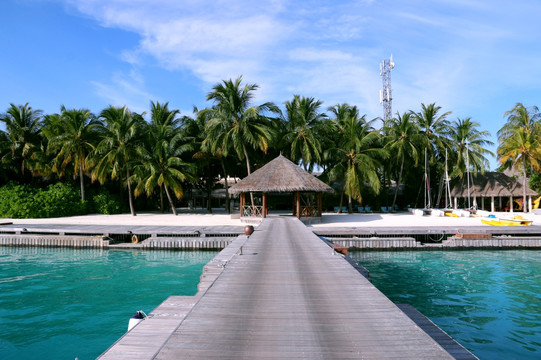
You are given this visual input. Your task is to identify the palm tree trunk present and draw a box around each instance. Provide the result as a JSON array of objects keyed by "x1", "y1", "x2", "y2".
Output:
[
  {"x1": 207, "y1": 176, "x2": 212, "y2": 213},
  {"x1": 339, "y1": 189, "x2": 344, "y2": 213},
  {"x1": 79, "y1": 164, "x2": 85, "y2": 202},
  {"x1": 523, "y1": 163, "x2": 528, "y2": 213},
  {"x1": 392, "y1": 156, "x2": 404, "y2": 209},
  {"x1": 242, "y1": 144, "x2": 255, "y2": 206},
  {"x1": 126, "y1": 168, "x2": 136, "y2": 216},
  {"x1": 348, "y1": 194, "x2": 352, "y2": 214},
  {"x1": 164, "y1": 185, "x2": 178, "y2": 215},
  {"x1": 160, "y1": 184, "x2": 165, "y2": 213},
  {"x1": 220, "y1": 158, "x2": 231, "y2": 214}
]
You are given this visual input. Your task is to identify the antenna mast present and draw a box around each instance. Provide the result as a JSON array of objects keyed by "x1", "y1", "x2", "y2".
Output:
[{"x1": 379, "y1": 54, "x2": 395, "y2": 121}]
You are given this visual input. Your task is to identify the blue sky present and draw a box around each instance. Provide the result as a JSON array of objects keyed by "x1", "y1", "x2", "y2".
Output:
[{"x1": 2, "y1": 0, "x2": 541, "y2": 169}]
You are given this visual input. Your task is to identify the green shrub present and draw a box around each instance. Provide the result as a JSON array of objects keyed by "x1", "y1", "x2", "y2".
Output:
[
  {"x1": 91, "y1": 191, "x2": 122, "y2": 215},
  {"x1": 0, "y1": 182, "x2": 86, "y2": 218}
]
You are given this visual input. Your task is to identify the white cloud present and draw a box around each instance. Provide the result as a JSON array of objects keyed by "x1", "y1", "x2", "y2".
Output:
[
  {"x1": 63, "y1": 0, "x2": 541, "y2": 135},
  {"x1": 91, "y1": 69, "x2": 154, "y2": 114}
]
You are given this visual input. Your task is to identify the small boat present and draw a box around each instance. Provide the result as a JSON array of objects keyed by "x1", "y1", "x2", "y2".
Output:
[
  {"x1": 128, "y1": 310, "x2": 147, "y2": 331},
  {"x1": 481, "y1": 215, "x2": 533, "y2": 226}
]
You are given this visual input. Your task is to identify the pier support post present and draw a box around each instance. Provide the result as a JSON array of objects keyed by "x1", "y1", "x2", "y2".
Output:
[
  {"x1": 296, "y1": 191, "x2": 301, "y2": 219},
  {"x1": 262, "y1": 192, "x2": 267, "y2": 218},
  {"x1": 318, "y1": 193, "x2": 322, "y2": 217}
]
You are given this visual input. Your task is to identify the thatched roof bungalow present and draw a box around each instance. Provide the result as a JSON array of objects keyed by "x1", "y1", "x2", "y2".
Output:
[
  {"x1": 450, "y1": 172, "x2": 538, "y2": 212},
  {"x1": 229, "y1": 155, "x2": 333, "y2": 219}
]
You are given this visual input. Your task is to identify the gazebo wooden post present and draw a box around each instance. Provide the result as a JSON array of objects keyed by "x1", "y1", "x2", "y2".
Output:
[
  {"x1": 510, "y1": 196, "x2": 513, "y2": 213},
  {"x1": 296, "y1": 191, "x2": 301, "y2": 219},
  {"x1": 262, "y1": 192, "x2": 267, "y2": 218},
  {"x1": 318, "y1": 192, "x2": 322, "y2": 217},
  {"x1": 240, "y1": 192, "x2": 245, "y2": 216},
  {"x1": 491, "y1": 196, "x2": 495, "y2": 212}
]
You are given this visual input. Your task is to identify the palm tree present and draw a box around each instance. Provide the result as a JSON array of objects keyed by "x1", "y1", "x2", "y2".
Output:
[
  {"x1": 134, "y1": 133, "x2": 195, "y2": 215},
  {"x1": 282, "y1": 95, "x2": 326, "y2": 171},
  {"x1": 448, "y1": 117, "x2": 493, "y2": 178},
  {"x1": 498, "y1": 103, "x2": 541, "y2": 212},
  {"x1": 498, "y1": 103, "x2": 540, "y2": 141},
  {"x1": 0, "y1": 129, "x2": 10, "y2": 182},
  {"x1": 384, "y1": 111, "x2": 422, "y2": 209},
  {"x1": 327, "y1": 104, "x2": 387, "y2": 213},
  {"x1": 415, "y1": 103, "x2": 452, "y2": 206},
  {"x1": 415, "y1": 103, "x2": 452, "y2": 155},
  {"x1": 498, "y1": 128, "x2": 541, "y2": 212},
  {"x1": 204, "y1": 76, "x2": 277, "y2": 175},
  {"x1": 0, "y1": 103, "x2": 43, "y2": 178},
  {"x1": 498, "y1": 103, "x2": 541, "y2": 172},
  {"x1": 43, "y1": 106, "x2": 103, "y2": 201},
  {"x1": 148, "y1": 101, "x2": 182, "y2": 211},
  {"x1": 195, "y1": 107, "x2": 232, "y2": 213},
  {"x1": 91, "y1": 106, "x2": 145, "y2": 216},
  {"x1": 149, "y1": 101, "x2": 181, "y2": 128}
]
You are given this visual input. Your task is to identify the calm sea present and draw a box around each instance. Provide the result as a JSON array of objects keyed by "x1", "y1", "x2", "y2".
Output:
[
  {"x1": 349, "y1": 249, "x2": 541, "y2": 360},
  {"x1": 0, "y1": 247, "x2": 216, "y2": 360}
]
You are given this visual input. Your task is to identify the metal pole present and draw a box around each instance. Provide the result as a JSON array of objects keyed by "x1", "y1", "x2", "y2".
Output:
[{"x1": 466, "y1": 142, "x2": 471, "y2": 209}]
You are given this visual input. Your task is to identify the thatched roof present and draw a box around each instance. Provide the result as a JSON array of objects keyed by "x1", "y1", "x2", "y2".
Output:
[
  {"x1": 228, "y1": 155, "x2": 333, "y2": 194},
  {"x1": 450, "y1": 172, "x2": 537, "y2": 198}
]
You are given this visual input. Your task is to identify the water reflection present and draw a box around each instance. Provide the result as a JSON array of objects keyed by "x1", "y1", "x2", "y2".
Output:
[{"x1": 349, "y1": 250, "x2": 541, "y2": 359}]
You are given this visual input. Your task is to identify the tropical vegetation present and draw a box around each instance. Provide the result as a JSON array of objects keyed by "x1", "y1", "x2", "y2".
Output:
[{"x1": 1, "y1": 75, "x2": 538, "y2": 218}]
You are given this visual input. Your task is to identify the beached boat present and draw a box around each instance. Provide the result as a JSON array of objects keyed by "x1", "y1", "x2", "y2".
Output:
[{"x1": 481, "y1": 216, "x2": 533, "y2": 226}]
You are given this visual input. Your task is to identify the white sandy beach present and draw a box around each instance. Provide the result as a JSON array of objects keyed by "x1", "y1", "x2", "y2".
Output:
[{"x1": 2, "y1": 209, "x2": 541, "y2": 228}]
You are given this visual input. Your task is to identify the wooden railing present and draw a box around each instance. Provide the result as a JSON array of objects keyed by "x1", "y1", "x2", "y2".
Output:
[
  {"x1": 300, "y1": 205, "x2": 319, "y2": 217},
  {"x1": 242, "y1": 205, "x2": 264, "y2": 217}
]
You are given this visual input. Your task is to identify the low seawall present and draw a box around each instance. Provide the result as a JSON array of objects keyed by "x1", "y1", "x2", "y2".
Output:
[
  {"x1": 0, "y1": 235, "x2": 237, "y2": 250},
  {"x1": 0, "y1": 234, "x2": 109, "y2": 248},
  {"x1": 324, "y1": 236, "x2": 541, "y2": 249}
]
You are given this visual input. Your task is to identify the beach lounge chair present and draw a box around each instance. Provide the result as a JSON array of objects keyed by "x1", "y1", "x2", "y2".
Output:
[
  {"x1": 358, "y1": 206, "x2": 365, "y2": 213},
  {"x1": 381, "y1": 206, "x2": 389, "y2": 213},
  {"x1": 365, "y1": 205, "x2": 371, "y2": 212}
]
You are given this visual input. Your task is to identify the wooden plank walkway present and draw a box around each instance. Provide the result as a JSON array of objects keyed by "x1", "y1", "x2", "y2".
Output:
[{"x1": 148, "y1": 217, "x2": 454, "y2": 359}]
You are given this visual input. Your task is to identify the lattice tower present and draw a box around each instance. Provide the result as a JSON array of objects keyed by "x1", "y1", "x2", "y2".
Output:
[{"x1": 379, "y1": 54, "x2": 395, "y2": 121}]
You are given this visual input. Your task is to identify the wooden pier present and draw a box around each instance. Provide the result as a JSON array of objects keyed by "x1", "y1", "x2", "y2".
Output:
[{"x1": 100, "y1": 217, "x2": 466, "y2": 359}]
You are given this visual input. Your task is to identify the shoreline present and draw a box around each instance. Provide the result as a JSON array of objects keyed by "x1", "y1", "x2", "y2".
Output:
[{"x1": 2, "y1": 209, "x2": 541, "y2": 228}]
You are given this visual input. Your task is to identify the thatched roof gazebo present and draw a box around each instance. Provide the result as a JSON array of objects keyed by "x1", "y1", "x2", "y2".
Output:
[
  {"x1": 450, "y1": 172, "x2": 538, "y2": 212},
  {"x1": 228, "y1": 155, "x2": 333, "y2": 219}
]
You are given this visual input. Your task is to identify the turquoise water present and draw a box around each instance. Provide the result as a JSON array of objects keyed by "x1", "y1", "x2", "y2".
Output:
[
  {"x1": 350, "y1": 250, "x2": 541, "y2": 360},
  {"x1": 0, "y1": 247, "x2": 216, "y2": 360}
]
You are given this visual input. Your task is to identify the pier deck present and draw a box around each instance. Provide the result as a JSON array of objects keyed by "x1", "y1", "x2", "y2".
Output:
[{"x1": 110, "y1": 217, "x2": 455, "y2": 359}]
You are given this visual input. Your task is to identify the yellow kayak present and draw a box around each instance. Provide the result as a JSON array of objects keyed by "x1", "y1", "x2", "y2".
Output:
[{"x1": 481, "y1": 216, "x2": 533, "y2": 226}]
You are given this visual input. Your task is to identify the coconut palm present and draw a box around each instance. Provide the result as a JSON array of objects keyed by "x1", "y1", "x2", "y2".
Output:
[
  {"x1": 414, "y1": 103, "x2": 452, "y2": 206},
  {"x1": 148, "y1": 101, "x2": 182, "y2": 211},
  {"x1": 134, "y1": 133, "x2": 195, "y2": 215},
  {"x1": 327, "y1": 104, "x2": 387, "y2": 213},
  {"x1": 91, "y1": 106, "x2": 145, "y2": 216},
  {"x1": 43, "y1": 106, "x2": 103, "y2": 201},
  {"x1": 195, "y1": 107, "x2": 233, "y2": 213},
  {"x1": 448, "y1": 117, "x2": 493, "y2": 178},
  {"x1": 497, "y1": 128, "x2": 541, "y2": 212},
  {"x1": 384, "y1": 111, "x2": 422, "y2": 209},
  {"x1": 0, "y1": 103, "x2": 43, "y2": 178},
  {"x1": 204, "y1": 76, "x2": 278, "y2": 175},
  {"x1": 498, "y1": 103, "x2": 541, "y2": 141},
  {"x1": 498, "y1": 103, "x2": 541, "y2": 172},
  {"x1": 282, "y1": 95, "x2": 326, "y2": 171},
  {"x1": 415, "y1": 103, "x2": 452, "y2": 155}
]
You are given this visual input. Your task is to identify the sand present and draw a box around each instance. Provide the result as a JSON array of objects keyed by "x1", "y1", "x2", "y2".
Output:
[{"x1": 2, "y1": 209, "x2": 540, "y2": 228}]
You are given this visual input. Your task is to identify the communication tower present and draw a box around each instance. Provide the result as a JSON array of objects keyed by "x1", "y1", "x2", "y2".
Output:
[{"x1": 379, "y1": 54, "x2": 395, "y2": 121}]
